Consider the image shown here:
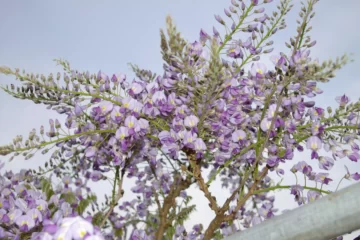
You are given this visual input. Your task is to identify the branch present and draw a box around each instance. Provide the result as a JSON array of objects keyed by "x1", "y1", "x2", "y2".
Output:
[
  {"x1": 193, "y1": 163, "x2": 219, "y2": 213},
  {"x1": 99, "y1": 170, "x2": 124, "y2": 228},
  {"x1": 154, "y1": 174, "x2": 192, "y2": 240},
  {"x1": 225, "y1": 167, "x2": 269, "y2": 221}
]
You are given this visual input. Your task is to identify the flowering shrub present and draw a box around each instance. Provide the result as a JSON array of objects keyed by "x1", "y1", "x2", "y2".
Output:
[{"x1": 0, "y1": 0, "x2": 359, "y2": 239}]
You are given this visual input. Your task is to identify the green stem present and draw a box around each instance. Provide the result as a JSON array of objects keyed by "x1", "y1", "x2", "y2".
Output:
[
  {"x1": 235, "y1": 1, "x2": 289, "y2": 73},
  {"x1": 335, "y1": 177, "x2": 345, "y2": 192},
  {"x1": 4, "y1": 129, "x2": 116, "y2": 154},
  {"x1": 217, "y1": 3, "x2": 254, "y2": 55},
  {"x1": 112, "y1": 166, "x2": 120, "y2": 204},
  {"x1": 325, "y1": 125, "x2": 359, "y2": 131},
  {"x1": 159, "y1": 148, "x2": 178, "y2": 173},
  {"x1": 295, "y1": 125, "x2": 359, "y2": 143},
  {"x1": 294, "y1": 1, "x2": 313, "y2": 53},
  {"x1": 253, "y1": 185, "x2": 330, "y2": 195},
  {"x1": 12, "y1": 72, "x2": 123, "y2": 106},
  {"x1": 38, "y1": 156, "x2": 74, "y2": 176},
  {"x1": 297, "y1": 106, "x2": 359, "y2": 130},
  {"x1": 254, "y1": 85, "x2": 278, "y2": 177}
]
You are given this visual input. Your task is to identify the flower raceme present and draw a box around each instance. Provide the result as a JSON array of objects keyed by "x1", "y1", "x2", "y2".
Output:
[{"x1": 0, "y1": 0, "x2": 359, "y2": 239}]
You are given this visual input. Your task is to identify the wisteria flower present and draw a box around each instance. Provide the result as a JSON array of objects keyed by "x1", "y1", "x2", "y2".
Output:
[
  {"x1": 15, "y1": 215, "x2": 35, "y2": 232},
  {"x1": 228, "y1": 45, "x2": 243, "y2": 59},
  {"x1": 131, "y1": 229, "x2": 150, "y2": 240},
  {"x1": 152, "y1": 90, "x2": 166, "y2": 104},
  {"x1": 318, "y1": 156, "x2": 334, "y2": 170},
  {"x1": 260, "y1": 118, "x2": 272, "y2": 132},
  {"x1": 270, "y1": 55, "x2": 286, "y2": 69},
  {"x1": 231, "y1": 130, "x2": 246, "y2": 142},
  {"x1": 99, "y1": 101, "x2": 113, "y2": 115},
  {"x1": 184, "y1": 115, "x2": 199, "y2": 128},
  {"x1": 85, "y1": 146, "x2": 98, "y2": 158},
  {"x1": 183, "y1": 131, "x2": 197, "y2": 148},
  {"x1": 307, "y1": 190, "x2": 321, "y2": 202},
  {"x1": 125, "y1": 116, "x2": 139, "y2": 133},
  {"x1": 122, "y1": 97, "x2": 136, "y2": 109},
  {"x1": 306, "y1": 136, "x2": 322, "y2": 152},
  {"x1": 27, "y1": 208, "x2": 43, "y2": 223},
  {"x1": 129, "y1": 82, "x2": 143, "y2": 95},
  {"x1": 199, "y1": 29, "x2": 210, "y2": 45},
  {"x1": 190, "y1": 41, "x2": 203, "y2": 56},
  {"x1": 335, "y1": 94, "x2": 350, "y2": 107},
  {"x1": 315, "y1": 173, "x2": 332, "y2": 184},
  {"x1": 250, "y1": 62, "x2": 267, "y2": 78},
  {"x1": 194, "y1": 138, "x2": 206, "y2": 152},
  {"x1": 116, "y1": 126, "x2": 129, "y2": 140}
]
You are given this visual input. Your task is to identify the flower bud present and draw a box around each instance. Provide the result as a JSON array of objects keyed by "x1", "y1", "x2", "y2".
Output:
[
  {"x1": 231, "y1": 0, "x2": 239, "y2": 7},
  {"x1": 327, "y1": 107, "x2": 332, "y2": 114},
  {"x1": 252, "y1": 56, "x2": 260, "y2": 61},
  {"x1": 345, "y1": 173, "x2": 351, "y2": 180},
  {"x1": 229, "y1": 6, "x2": 237, "y2": 13},
  {"x1": 241, "y1": 2, "x2": 246, "y2": 10},
  {"x1": 55, "y1": 119, "x2": 61, "y2": 129},
  {"x1": 260, "y1": 24, "x2": 264, "y2": 33},
  {"x1": 252, "y1": 31, "x2": 257, "y2": 40},
  {"x1": 254, "y1": 7, "x2": 265, "y2": 13},
  {"x1": 231, "y1": 22, "x2": 236, "y2": 31},
  {"x1": 307, "y1": 41, "x2": 317, "y2": 48},
  {"x1": 263, "y1": 48, "x2": 274, "y2": 54},
  {"x1": 25, "y1": 153, "x2": 34, "y2": 160},
  {"x1": 224, "y1": 8, "x2": 231, "y2": 18},
  {"x1": 213, "y1": 26, "x2": 220, "y2": 37},
  {"x1": 41, "y1": 149, "x2": 49, "y2": 154},
  {"x1": 214, "y1": 15, "x2": 225, "y2": 25}
]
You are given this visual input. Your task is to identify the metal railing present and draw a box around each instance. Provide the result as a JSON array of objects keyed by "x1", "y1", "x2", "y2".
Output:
[{"x1": 225, "y1": 183, "x2": 360, "y2": 240}]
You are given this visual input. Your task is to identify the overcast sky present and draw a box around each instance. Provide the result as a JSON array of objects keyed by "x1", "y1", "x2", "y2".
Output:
[{"x1": 1, "y1": 0, "x2": 360, "y2": 239}]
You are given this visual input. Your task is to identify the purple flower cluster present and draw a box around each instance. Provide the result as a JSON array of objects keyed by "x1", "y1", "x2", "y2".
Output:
[
  {"x1": 0, "y1": 0, "x2": 359, "y2": 239},
  {"x1": 0, "y1": 166, "x2": 103, "y2": 239}
]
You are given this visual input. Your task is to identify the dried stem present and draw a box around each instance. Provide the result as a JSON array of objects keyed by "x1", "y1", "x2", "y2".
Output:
[
  {"x1": 154, "y1": 174, "x2": 192, "y2": 240},
  {"x1": 203, "y1": 167, "x2": 269, "y2": 239},
  {"x1": 194, "y1": 165, "x2": 219, "y2": 212}
]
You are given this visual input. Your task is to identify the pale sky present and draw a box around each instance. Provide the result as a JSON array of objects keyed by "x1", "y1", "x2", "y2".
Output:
[{"x1": 1, "y1": 0, "x2": 360, "y2": 239}]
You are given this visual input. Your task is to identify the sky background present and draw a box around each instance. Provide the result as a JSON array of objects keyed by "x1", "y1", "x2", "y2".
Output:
[{"x1": 0, "y1": 0, "x2": 360, "y2": 239}]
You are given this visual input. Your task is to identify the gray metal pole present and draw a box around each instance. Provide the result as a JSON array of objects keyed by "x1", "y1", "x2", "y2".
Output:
[{"x1": 225, "y1": 182, "x2": 360, "y2": 240}]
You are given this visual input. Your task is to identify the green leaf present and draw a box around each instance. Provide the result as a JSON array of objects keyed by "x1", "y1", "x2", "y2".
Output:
[
  {"x1": 174, "y1": 205, "x2": 196, "y2": 225},
  {"x1": 77, "y1": 199, "x2": 90, "y2": 215},
  {"x1": 41, "y1": 178, "x2": 54, "y2": 200},
  {"x1": 114, "y1": 228, "x2": 123, "y2": 237},
  {"x1": 213, "y1": 230, "x2": 224, "y2": 240},
  {"x1": 166, "y1": 226, "x2": 175, "y2": 239},
  {"x1": 278, "y1": 148, "x2": 286, "y2": 158},
  {"x1": 60, "y1": 192, "x2": 77, "y2": 204},
  {"x1": 76, "y1": 194, "x2": 97, "y2": 214},
  {"x1": 92, "y1": 212, "x2": 104, "y2": 227}
]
